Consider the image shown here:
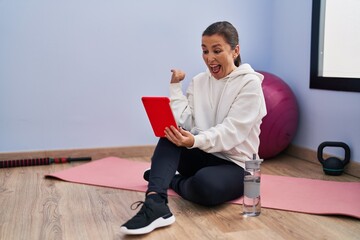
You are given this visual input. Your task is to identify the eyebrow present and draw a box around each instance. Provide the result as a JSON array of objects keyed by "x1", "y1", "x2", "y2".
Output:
[{"x1": 201, "y1": 43, "x2": 222, "y2": 48}]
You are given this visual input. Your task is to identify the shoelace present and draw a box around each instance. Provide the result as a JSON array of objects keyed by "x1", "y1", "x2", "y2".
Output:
[
  {"x1": 129, "y1": 201, "x2": 153, "y2": 220},
  {"x1": 130, "y1": 201, "x2": 144, "y2": 210}
]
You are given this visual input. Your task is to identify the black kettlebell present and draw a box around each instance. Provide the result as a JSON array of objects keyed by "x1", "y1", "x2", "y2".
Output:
[{"x1": 317, "y1": 141, "x2": 351, "y2": 176}]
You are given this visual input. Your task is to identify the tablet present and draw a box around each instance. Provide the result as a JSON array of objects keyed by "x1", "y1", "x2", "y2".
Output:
[{"x1": 141, "y1": 96, "x2": 178, "y2": 137}]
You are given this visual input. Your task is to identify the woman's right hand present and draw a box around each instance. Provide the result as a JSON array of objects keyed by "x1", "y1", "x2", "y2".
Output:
[{"x1": 170, "y1": 69, "x2": 185, "y2": 83}]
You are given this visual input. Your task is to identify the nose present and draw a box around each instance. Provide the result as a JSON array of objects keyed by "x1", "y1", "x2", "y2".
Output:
[
  {"x1": 208, "y1": 52, "x2": 216, "y2": 59},
  {"x1": 206, "y1": 52, "x2": 216, "y2": 63}
]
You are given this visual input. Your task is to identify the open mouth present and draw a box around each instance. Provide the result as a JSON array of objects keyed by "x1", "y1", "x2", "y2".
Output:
[{"x1": 210, "y1": 64, "x2": 221, "y2": 74}]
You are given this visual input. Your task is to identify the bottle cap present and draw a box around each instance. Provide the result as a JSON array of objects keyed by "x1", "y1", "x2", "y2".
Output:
[{"x1": 245, "y1": 159, "x2": 263, "y2": 169}]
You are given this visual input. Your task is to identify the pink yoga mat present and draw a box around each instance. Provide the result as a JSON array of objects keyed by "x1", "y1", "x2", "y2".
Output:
[{"x1": 46, "y1": 157, "x2": 360, "y2": 219}]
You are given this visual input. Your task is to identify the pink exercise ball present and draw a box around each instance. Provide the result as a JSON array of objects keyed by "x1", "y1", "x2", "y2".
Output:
[{"x1": 258, "y1": 71, "x2": 299, "y2": 159}]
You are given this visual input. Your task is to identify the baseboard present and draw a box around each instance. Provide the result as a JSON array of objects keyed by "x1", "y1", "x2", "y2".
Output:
[
  {"x1": 0, "y1": 145, "x2": 156, "y2": 162},
  {"x1": 285, "y1": 144, "x2": 360, "y2": 178}
]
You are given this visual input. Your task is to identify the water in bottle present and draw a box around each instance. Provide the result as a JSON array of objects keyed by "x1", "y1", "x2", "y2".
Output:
[{"x1": 243, "y1": 155, "x2": 262, "y2": 216}]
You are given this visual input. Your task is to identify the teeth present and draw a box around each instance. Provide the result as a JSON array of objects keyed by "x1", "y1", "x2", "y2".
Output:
[{"x1": 211, "y1": 65, "x2": 221, "y2": 74}]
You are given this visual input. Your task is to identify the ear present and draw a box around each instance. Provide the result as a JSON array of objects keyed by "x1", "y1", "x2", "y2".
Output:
[{"x1": 233, "y1": 44, "x2": 240, "y2": 58}]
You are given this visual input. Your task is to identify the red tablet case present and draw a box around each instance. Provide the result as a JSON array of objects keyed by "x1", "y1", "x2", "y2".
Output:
[{"x1": 141, "y1": 96, "x2": 177, "y2": 137}]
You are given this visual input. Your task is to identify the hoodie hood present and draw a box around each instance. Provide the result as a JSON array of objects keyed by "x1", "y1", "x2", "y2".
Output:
[{"x1": 206, "y1": 63, "x2": 264, "y2": 82}]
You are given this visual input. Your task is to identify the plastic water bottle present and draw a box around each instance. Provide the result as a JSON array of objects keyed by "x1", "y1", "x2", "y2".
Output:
[{"x1": 243, "y1": 154, "x2": 263, "y2": 216}]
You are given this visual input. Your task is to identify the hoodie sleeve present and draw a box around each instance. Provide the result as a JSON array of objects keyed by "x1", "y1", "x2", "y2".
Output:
[
  {"x1": 191, "y1": 76, "x2": 266, "y2": 153},
  {"x1": 169, "y1": 81, "x2": 195, "y2": 130}
]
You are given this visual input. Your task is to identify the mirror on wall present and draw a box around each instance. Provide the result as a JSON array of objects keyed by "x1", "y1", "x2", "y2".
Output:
[{"x1": 310, "y1": 0, "x2": 360, "y2": 92}]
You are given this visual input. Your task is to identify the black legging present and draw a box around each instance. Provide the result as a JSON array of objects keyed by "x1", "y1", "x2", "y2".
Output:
[{"x1": 147, "y1": 138, "x2": 246, "y2": 206}]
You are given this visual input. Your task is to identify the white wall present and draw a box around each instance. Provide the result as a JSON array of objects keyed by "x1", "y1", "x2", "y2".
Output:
[
  {"x1": 2, "y1": 0, "x2": 359, "y2": 164},
  {"x1": 269, "y1": 0, "x2": 360, "y2": 163},
  {"x1": 0, "y1": 0, "x2": 271, "y2": 151}
]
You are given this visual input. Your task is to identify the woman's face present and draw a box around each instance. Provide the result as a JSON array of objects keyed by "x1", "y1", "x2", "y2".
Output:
[{"x1": 201, "y1": 34, "x2": 239, "y2": 80}]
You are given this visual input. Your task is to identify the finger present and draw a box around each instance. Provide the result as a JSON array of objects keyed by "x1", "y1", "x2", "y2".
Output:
[
  {"x1": 169, "y1": 127, "x2": 186, "y2": 145},
  {"x1": 179, "y1": 127, "x2": 186, "y2": 133},
  {"x1": 164, "y1": 127, "x2": 172, "y2": 137},
  {"x1": 168, "y1": 128, "x2": 179, "y2": 141},
  {"x1": 164, "y1": 130, "x2": 176, "y2": 144},
  {"x1": 165, "y1": 127, "x2": 177, "y2": 140},
  {"x1": 170, "y1": 125, "x2": 180, "y2": 133},
  {"x1": 178, "y1": 127, "x2": 190, "y2": 136}
]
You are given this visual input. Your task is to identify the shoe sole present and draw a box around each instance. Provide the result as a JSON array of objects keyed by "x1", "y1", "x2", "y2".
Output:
[
  {"x1": 120, "y1": 214, "x2": 175, "y2": 235},
  {"x1": 143, "y1": 168, "x2": 151, "y2": 182},
  {"x1": 143, "y1": 168, "x2": 180, "y2": 182}
]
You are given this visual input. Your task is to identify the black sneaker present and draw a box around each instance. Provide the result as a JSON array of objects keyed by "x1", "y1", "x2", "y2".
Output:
[{"x1": 120, "y1": 198, "x2": 175, "y2": 235}]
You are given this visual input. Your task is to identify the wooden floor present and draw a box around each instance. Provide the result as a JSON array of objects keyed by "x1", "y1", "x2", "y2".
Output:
[{"x1": 0, "y1": 153, "x2": 359, "y2": 240}]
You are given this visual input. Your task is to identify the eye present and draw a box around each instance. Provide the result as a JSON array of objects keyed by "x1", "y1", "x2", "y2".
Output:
[
  {"x1": 202, "y1": 50, "x2": 209, "y2": 54},
  {"x1": 214, "y1": 49, "x2": 222, "y2": 54}
]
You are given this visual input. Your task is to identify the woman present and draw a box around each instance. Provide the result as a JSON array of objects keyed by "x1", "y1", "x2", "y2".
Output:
[{"x1": 120, "y1": 21, "x2": 267, "y2": 235}]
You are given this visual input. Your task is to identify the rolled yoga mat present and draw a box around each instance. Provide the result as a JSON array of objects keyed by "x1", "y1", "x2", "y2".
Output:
[{"x1": 45, "y1": 157, "x2": 360, "y2": 219}]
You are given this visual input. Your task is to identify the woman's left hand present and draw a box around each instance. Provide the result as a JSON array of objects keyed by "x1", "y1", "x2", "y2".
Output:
[{"x1": 164, "y1": 126, "x2": 194, "y2": 148}]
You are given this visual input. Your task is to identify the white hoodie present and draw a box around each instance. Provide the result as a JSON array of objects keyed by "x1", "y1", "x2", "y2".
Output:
[{"x1": 169, "y1": 63, "x2": 267, "y2": 169}]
